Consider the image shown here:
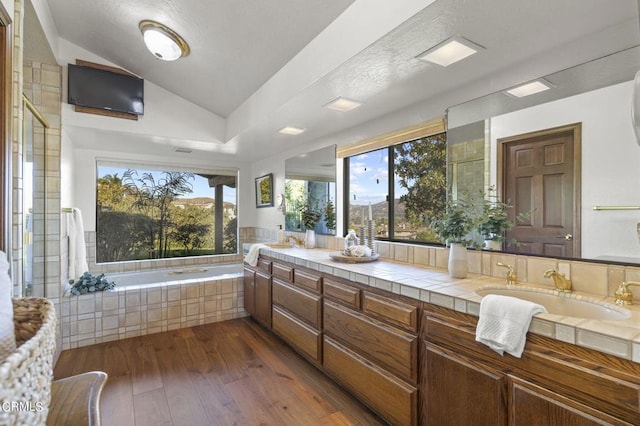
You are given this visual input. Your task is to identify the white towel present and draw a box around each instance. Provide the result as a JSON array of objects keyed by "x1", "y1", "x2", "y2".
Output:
[
  {"x1": 68, "y1": 207, "x2": 89, "y2": 279},
  {"x1": 0, "y1": 250, "x2": 15, "y2": 362},
  {"x1": 244, "y1": 244, "x2": 267, "y2": 267},
  {"x1": 475, "y1": 294, "x2": 546, "y2": 358}
]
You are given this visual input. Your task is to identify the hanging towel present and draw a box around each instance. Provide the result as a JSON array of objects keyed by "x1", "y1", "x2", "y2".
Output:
[
  {"x1": 244, "y1": 243, "x2": 267, "y2": 267},
  {"x1": 475, "y1": 294, "x2": 546, "y2": 358},
  {"x1": 0, "y1": 250, "x2": 16, "y2": 362},
  {"x1": 68, "y1": 207, "x2": 89, "y2": 280}
]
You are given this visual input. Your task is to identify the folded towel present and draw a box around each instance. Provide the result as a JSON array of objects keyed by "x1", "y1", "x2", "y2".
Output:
[
  {"x1": 244, "y1": 244, "x2": 267, "y2": 267},
  {"x1": 0, "y1": 250, "x2": 16, "y2": 362},
  {"x1": 68, "y1": 207, "x2": 89, "y2": 279},
  {"x1": 475, "y1": 294, "x2": 546, "y2": 358}
]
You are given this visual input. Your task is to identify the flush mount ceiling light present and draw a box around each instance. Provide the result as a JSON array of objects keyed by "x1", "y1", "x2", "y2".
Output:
[
  {"x1": 139, "y1": 20, "x2": 190, "y2": 61},
  {"x1": 416, "y1": 35, "x2": 483, "y2": 67},
  {"x1": 278, "y1": 126, "x2": 306, "y2": 135},
  {"x1": 324, "y1": 97, "x2": 364, "y2": 112},
  {"x1": 505, "y1": 79, "x2": 553, "y2": 98}
]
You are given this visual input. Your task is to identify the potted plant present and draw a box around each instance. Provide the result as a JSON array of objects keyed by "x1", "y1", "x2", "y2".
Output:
[
  {"x1": 477, "y1": 187, "x2": 529, "y2": 250},
  {"x1": 300, "y1": 200, "x2": 321, "y2": 248},
  {"x1": 324, "y1": 199, "x2": 336, "y2": 234},
  {"x1": 430, "y1": 197, "x2": 478, "y2": 278}
]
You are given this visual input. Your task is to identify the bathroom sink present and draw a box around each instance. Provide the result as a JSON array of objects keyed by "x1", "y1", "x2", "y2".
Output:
[
  {"x1": 265, "y1": 243, "x2": 292, "y2": 249},
  {"x1": 475, "y1": 286, "x2": 631, "y2": 321}
]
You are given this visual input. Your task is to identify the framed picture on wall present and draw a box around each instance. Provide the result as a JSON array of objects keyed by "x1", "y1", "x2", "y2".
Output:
[{"x1": 255, "y1": 173, "x2": 274, "y2": 208}]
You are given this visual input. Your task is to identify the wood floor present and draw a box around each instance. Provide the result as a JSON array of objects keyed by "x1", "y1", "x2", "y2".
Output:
[{"x1": 54, "y1": 318, "x2": 385, "y2": 426}]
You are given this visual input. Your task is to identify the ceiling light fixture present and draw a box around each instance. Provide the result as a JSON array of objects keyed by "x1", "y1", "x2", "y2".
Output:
[
  {"x1": 505, "y1": 79, "x2": 553, "y2": 98},
  {"x1": 416, "y1": 35, "x2": 483, "y2": 67},
  {"x1": 139, "y1": 20, "x2": 190, "y2": 61},
  {"x1": 324, "y1": 97, "x2": 364, "y2": 112},
  {"x1": 278, "y1": 126, "x2": 305, "y2": 135}
]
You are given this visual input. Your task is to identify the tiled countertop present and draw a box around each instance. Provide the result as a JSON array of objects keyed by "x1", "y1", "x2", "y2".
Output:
[{"x1": 255, "y1": 245, "x2": 640, "y2": 363}]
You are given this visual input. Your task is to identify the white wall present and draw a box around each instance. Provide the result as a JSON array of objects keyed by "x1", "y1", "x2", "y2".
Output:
[{"x1": 491, "y1": 81, "x2": 640, "y2": 260}]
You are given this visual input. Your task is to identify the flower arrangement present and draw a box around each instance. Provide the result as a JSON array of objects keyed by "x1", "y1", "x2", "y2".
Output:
[{"x1": 430, "y1": 197, "x2": 478, "y2": 246}]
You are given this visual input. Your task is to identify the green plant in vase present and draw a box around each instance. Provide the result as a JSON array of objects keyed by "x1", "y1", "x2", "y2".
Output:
[
  {"x1": 300, "y1": 200, "x2": 321, "y2": 248},
  {"x1": 324, "y1": 199, "x2": 336, "y2": 233}
]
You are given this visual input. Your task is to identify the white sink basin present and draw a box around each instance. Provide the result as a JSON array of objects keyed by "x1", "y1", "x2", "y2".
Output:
[{"x1": 475, "y1": 286, "x2": 631, "y2": 321}]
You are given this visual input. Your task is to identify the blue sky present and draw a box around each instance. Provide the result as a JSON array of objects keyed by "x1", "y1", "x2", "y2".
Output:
[
  {"x1": 97, "y1": 165, "x2": 236, "y2": 203},
  {"x1": 349, "y1": 150, "x2": 408, "y2": 206}
]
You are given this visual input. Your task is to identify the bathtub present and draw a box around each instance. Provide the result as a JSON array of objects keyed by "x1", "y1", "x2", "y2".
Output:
[
  {"x1": 60, "y1": 261, "x2": 247, "y2": 351},
  {"x1": 107, "y1": 263, "x2": 244, "y2": 288}
]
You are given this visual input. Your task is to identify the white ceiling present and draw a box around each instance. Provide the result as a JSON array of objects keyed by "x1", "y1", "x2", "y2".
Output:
[{"x1": 31, "y1": 0, "x2": 640, "y2": 162}]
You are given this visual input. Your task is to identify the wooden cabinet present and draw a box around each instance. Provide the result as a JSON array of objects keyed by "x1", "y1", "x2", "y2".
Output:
[
  {"x1": 243, "y1": 267, "x2": 255, "y2": 317},
  {"x1": 254, "y1": 271, "x2": 272, "y2": 328},
  {"x1": 271, "y1": 265, "x2": 323, "y2": 364},
  {"x1": 422, "y1": 342, "x2": 507, "y2": 426},
  {"x1": 422, "y1": 304, "x2": 640, "y2": 426},
  {"x1": 508, "y1": 376, "x2": 632, "y2": 426},
  {"x1": 324, "y1": 336, "x2": 417, "y2": 426},
  {"x1": 323, "y1": 278, "x2": 420, "y2": 426}
]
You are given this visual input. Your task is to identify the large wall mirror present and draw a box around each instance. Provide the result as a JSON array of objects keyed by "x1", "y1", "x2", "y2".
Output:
[
  {"x1": 284, "y1": 145, "x2": 337, "y2": 235},
  {"x1": 447, "y1": 45, "x2": 640, "y2": 265},
  {"x1": 22, "y1": 95, "x2": 48, "y2": 296}
]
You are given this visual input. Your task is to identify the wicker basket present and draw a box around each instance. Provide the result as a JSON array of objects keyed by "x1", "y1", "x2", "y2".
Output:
[{"x1": 0, "y1": 298, "x2": 56, "y2": 426}]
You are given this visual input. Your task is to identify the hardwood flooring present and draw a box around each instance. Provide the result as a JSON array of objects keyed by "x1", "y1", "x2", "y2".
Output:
[{"x1": 53, "y1": 318, "x2": 385, "y2": 426}]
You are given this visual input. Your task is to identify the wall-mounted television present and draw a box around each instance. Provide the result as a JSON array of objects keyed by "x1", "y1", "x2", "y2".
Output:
[{"x1": 67, "y1": 64, "x2": 144, "y2": 115}]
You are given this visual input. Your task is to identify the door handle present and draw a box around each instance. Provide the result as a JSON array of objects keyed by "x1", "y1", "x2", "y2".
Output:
[{"x1": 556, "y1": 234, "x2": 573, "y2": 240}]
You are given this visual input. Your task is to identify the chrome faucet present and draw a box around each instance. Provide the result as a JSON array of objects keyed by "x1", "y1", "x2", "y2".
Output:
[
  {"x1": 544, "y1": 269, "x2": 572, "y2": 292},
  {"x1": 496, "y1": 262, "x2": 517, "y2": 285},
  {"x1": 614, "y1": 281, "x2": 640, "y2": 305}
]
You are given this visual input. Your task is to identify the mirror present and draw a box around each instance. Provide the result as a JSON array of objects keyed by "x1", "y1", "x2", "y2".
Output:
[
  {"x1": 285, "y1": 145, "x2": 337, "y2": 235},
  {"x1": 22, "y1": 95, "x2": 48, "y2": 296},
  {"x1": 446, "y1": 45, "x2": 640, "y2": 264}
]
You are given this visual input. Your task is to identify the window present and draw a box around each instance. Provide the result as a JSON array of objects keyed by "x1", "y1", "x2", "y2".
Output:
[
  {"x1": 345, "y1": 132, "x2": 446, "y2": 243},
  {"x1": 96, "y1": 161, "x2": 237, "y2": 263}
]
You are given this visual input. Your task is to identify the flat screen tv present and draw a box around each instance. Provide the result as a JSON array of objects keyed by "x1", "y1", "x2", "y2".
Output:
[{"x1": 68, "y1": 64, "x2": 144, "y2": 115}]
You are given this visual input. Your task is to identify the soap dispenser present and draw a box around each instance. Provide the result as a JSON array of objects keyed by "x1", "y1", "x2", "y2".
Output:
[{"x1": 277, "y1": 225, "x2": 284, "y2": 244}]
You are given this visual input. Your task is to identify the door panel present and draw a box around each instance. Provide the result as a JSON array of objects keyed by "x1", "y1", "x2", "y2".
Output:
[{"x1": 500, "y1": 124, "x2": 581, "y2": 257}]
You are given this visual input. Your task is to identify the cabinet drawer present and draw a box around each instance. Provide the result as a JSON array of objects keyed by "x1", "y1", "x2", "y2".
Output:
[
  {"x1": 324, "y1": 336, "x2": 417, "y2": 426},
  {"x1": 273, "y1": 279, "x2": 322, "y2": 328},
  {"x1": 272, "y1": 262, "x2": 293, "y2": 282},
  {"x1": 324, "y1": 300, "x2": 418, "y2": 383},
  {"x1": 257, "y1": 258, "x2": 272, "y2": 274},
  {"x1": 293, "y1": 270, "x2": 322, "y2": 293},
  {"x1": 273, "y1": 306, "x2": 321, "y2": 363},
  {"x1": 323, "y1": 278, "x2": 360, "y2": 309},
  {"x1": 363, "y1": 291, "x2": 418, "y2": 333}
]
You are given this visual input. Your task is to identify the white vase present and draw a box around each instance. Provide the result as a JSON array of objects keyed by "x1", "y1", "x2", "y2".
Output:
[
  {"x1": 448, "y1": 242, "x2": 468, "y2": 278},
  {"x1": 484, "y1": 239, "x2": 501, "y2": 251},
  {"x1": 304, "y1": 230, "x2": 316, "y2": 249}
]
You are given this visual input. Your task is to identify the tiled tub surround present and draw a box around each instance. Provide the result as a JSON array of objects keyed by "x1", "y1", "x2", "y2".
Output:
[
  {"x1": 59, "y1": 263, "x2": 246, "y2": 350},
  {"x1": 254, "y1": 244, "x2": 640, "y2": 363}
]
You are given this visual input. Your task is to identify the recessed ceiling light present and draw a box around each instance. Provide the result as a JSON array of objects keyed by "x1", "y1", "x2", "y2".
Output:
[
  {"x1": 324, "y1": 97, "x2": 364, "y2": 112},
  {"x1": 416, "y1": 36, "x2": 483, "y2": 67},
  {"x1": 505, "y1": 79, "x2": 553, "y2": 98},
  {"x1": 279, "y1": 126, "x2": 305, "y2": 135},
  {"x1": 139, "y1": 20, "x2": 190, "y2": 61}
]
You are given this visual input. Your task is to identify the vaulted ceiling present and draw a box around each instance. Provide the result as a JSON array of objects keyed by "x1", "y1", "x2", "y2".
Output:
[{"x1": 27, "y1": 0, "x2": 640, "y2": 161}]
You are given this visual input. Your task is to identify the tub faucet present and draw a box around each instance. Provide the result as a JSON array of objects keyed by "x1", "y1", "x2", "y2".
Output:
[
  {"x1": 544, "y1": 269, "x2": 572, "y2": 292},
  {"x1": 496, "y1": 262, "x2": 517, "y2": 285}
]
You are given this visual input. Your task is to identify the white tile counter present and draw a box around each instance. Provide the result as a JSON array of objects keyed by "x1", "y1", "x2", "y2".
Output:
[{"x1": 255, "y1": 245, "x2": 640, "y2": 363}]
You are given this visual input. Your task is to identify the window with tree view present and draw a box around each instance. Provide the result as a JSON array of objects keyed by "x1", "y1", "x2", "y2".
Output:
[
  {"x1": 96, "y1": 162, "x2": 237, "y2": 263},
  {"x1": 346, "y1": 132, "x2": 446, "y2": 243}
]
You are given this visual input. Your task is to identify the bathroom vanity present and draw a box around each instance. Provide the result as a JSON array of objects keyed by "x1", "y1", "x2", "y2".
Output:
[{"x1": 244, "y1": 247, "x2": 640, "y2": 425}]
